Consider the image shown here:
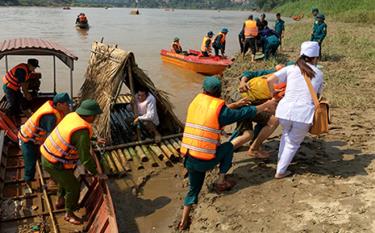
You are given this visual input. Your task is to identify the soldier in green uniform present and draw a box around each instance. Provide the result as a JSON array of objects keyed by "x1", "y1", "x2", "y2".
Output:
[{"x1": 311, "y1": 14, "x2": 327, "y2": 57}]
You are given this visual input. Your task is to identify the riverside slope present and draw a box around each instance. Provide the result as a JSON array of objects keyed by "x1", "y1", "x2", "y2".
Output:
[{"x1": 172, "y1": 18, "x2": 375, "y2": 233}]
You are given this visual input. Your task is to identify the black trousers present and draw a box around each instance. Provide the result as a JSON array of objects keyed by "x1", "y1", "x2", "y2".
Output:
[{"x1": 243, "y1": 37, "x2": 256, "y2": 55}]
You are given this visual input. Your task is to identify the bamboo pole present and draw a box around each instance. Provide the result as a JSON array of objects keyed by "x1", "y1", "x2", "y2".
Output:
[
  {"x1": 135, "y1": 145, "x2": 148, "y2": 162},
  {"x1": 149, "y1": 144, "x2": 164, "y2": 160},
  {"x1": 101, "y1": 133, "x2": 183, "y2": 151},
  {"x1": 100, "y1": 157, "x2": 111, "y2": 175},
  {"x1": 117, "y1": 149, "x2": 131, "y2": 172},
  {"x1": 141, "y1": 145, "x2": 158, "y2": 167},
  {"x1": 104, "y1": 152, "x2": 117, "y2": 174},
  {"x1": 164, "y1": 140, "x2": 179, "y2": 158},
  {"x1": 129, "y1": 147, "x2": 144, "y2": 170},
  {"x1": 36, "y1": 161, "x2": 58, "y2": 233},
  {"x1": 160, "y1": 142, "x2": 176, "y2": 161},
  {"x1": 169, "y1": 138, "x2": 181, "y2": 152},
  {"x1": 123, "y1": 148, "x2": 133, "y2": 161}
]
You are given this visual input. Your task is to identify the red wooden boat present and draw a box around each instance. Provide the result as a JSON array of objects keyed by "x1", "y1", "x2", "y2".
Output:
[
  {"x1": 0, "y1": 38, "x2": 118, "y2": 233},
  {"x1": 160, "y1": 49, "x2": 233, "y2": 75}
]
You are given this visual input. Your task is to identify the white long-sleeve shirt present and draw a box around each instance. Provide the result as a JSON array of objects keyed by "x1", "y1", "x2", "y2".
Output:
[
  {"x1": 274, "y1": 64, "x2": 323, "y2": 124},
  {"x1": 135, "y1": 93, "x2": 160, "y2": 126}
]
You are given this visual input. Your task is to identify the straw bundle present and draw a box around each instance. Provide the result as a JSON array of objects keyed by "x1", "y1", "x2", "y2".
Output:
[{"x1": 79, "y1": 41, "x2": 183, "y2": 143}]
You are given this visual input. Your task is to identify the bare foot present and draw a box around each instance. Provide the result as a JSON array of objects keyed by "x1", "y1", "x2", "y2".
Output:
[
  {"x1": 64, "y1": 213, "x2": 82, "y2": 225},
  {"x1": 247, "y1": 149, "x2": 271, "y2": 158}
]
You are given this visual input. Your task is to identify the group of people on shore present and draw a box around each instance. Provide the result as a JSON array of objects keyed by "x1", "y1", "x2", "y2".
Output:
[
  {"x1": 171, "y1": 9, "x2": 327, "y2": 62},
  {"x1": 178, "y1": 9, "x2": 327, "y2": 230}
]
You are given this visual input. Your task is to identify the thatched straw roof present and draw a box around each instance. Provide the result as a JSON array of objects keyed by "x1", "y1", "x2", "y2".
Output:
[{"x1": 79, "y1": 42, "x2": 183, "y2": 143}]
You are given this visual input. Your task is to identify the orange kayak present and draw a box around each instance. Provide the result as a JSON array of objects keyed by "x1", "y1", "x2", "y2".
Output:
[{"x1": 160, "y1": 49, "x2": 233, "y2": 75}]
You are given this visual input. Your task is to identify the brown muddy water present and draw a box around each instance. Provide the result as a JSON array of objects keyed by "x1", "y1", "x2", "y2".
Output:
[{"x1": 0, "y1": 7, "x2": 283, "y2": 233}]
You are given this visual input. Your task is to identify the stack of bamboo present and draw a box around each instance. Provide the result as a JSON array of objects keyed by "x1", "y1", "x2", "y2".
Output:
[{"x1": 100, "y1": 137, "x2": 182, "y2": 176}]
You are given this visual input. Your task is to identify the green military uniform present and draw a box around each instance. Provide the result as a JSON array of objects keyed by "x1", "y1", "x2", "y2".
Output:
[
  {"x1": 263, "y1": 35, "x2": 280, "y2": 60},
  {"x1": 274, "y1": 19, "x2": 285, "y2": 37},
  {"x1": 42, "y1": 129, "x2": 97, "y2": 212},
  {"x1": 311, "y1": 14, "x2": 327, "y2": 57},
  {"x1": 41, "y1": 99, "x2": 102, "y2": 213},
  {"x1": 21, "y1": 93, "x2": 72, "y2": 184}
]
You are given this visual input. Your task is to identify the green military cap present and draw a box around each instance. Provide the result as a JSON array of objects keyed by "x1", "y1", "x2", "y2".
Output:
[
  {"x1": 53, "y1": 92, "x2": 73, "y2": 105},
  {"x1": 312, "y1": 8, "x2": 319, "y2": 13},
  {"x1": 76, "y1": 99, "x2": 103, "y2": 116},
  {"x1": 174, "y1": 37, "x2": 180, "y2": 42},
  {"x1": 203, "y1": 76, "x2": 221, "y2": 94}
]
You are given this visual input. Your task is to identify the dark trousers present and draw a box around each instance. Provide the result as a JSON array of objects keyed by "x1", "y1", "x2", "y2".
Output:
[
  {"x1": 318, "y1": 41, "x2": 322, "y2": 58},
  {"x1": 20, "y1": 140, "x2": 39, "y2": 182},
  {"x1": 213, "y1": 46, "x2": 224, "y2": 56},
  {"x1": 201, "y1": 51, "x2": 209, "y2": 57},
  {"x1": 239, "y1": 35, "x2": 244, "y2": 53},
  {"x1": 243, "y1": 37, "x2": 256, "y2": 55},
  {"x1": 4, "y1": 87, "x2": 23, "y2": 118}
]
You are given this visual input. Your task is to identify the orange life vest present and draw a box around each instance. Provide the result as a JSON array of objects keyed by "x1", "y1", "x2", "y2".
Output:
[
  {"x1": 171, "y1": 42, "x2": 182, "y2": 53},
  {"x1": 2, "y1": 63, "x2": 30, "y2": 91},
  {"x1": 19, "y1": 100, "x2": 63, "y2": 144},
  {"x1": 79, "y1": 15, "x2": 87, "y2": 23},
  {"x1": 40, "y1": 112, "x2": 93, "y2": 170},
  {"x1": 180, "y1": 93, "x2": 225, "y2": 160},
  {"x1": 244, "y1": 20, "x2": 258, "y2": 37},
  {"x1": 200, "y1": 36, "x2": 212, "y2": 52},
  {"x1": 214, "y1": 32, "x2": 226, "y2": 45}
]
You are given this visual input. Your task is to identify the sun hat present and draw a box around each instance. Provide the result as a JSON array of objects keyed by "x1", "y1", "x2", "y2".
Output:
[
  {"x1": 300, "y1": 41, "x2": 320, "y2": 58},
  {"x1": 76, "y1": 99, "x2": 103, "y2": 116}
]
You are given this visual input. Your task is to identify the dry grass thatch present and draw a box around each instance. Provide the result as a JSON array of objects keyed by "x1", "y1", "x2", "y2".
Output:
[{"x1": 79, "y1": 42, "x2": 183, "y2": 142}]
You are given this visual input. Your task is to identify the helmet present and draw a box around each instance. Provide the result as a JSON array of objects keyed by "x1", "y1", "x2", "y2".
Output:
[
  {"x1": 207, "y1": 31, "x2": 214, "y2": 36},
  {"x1": 221, "y1": 28, "x2": 228, "y2": 33}
]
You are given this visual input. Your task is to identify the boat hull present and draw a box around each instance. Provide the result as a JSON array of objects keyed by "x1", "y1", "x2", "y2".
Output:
[{"x1": 160, "y1": 49, "x2": 232, "y2": 75}]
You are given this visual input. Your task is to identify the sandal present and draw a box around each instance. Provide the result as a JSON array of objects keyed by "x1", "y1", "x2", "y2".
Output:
[
  {"x1": 214, "y1": 179, "x2": 236, "y2": 193},
  {"x1": 64, "y1": 215, "x2": 82, "y2": 225},
  {"x1": 274, "y1": 170, "x2": 292, "y2": 179}
]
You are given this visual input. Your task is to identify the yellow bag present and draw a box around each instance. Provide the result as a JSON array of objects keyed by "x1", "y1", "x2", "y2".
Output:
[
  {"x1": 303, "y1": 75, "x2": 330, "y2": 135},
  {"x1": 239, "y1": 76, "x2": 272, "y2": 101}
]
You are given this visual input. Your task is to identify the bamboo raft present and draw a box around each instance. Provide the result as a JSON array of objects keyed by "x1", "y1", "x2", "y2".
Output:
[{"x1": 80, "y1": 42, "x2": 184, "y2": 177}]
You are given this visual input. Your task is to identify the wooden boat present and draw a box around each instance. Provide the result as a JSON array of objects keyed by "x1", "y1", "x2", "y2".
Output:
[
  {"x1": 76, "y1": 21, "x2": 89, "y2": 29},
  {"x1": 160, "y1": 49, "x2": 233, "y2": 75},
  {"x1": 0, "y1": 38, "x2": 118, "y2": 233},
  {"x1": 63, "y1": 6, "x2": 71, "y2": 10}
]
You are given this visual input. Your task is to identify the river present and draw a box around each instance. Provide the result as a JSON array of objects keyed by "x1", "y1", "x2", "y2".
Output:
[{"x1": 0, "y1": 7, "x2": 283, "y2": 120}]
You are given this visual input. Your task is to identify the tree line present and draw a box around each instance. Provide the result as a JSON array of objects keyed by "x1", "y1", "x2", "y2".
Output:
[{"x1": 0, "y1": 0, "x2": 288, "y2": 10}]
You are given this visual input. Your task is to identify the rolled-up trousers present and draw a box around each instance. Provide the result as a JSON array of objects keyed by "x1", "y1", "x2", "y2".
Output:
[{"x1": 277, "y1": 119, "x2": 310, "y2": 174}]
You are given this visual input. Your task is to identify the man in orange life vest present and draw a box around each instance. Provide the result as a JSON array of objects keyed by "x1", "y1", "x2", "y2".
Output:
[
  {"x1": 171, "y1": 37, "x2": 183, "y2": 54},
  {"x1": 2, "y1": 58, "x2": 39, "y2": 122},
  {"x1": 242, "y1": 15, "x2": 259, "y2": 61},
  {"x1": 41, "y1": 99, "x2": 105, "y2": 225},
  {"x1": 178, "y1": 76, "x2": 277, "y2": 230},
  {"x1": 19, "y1": 93, "x2": 72, "y2": 193},
  {"x1": 212, "y1": 28, "x2": 228, "y2": 57},
  {"x1": 200, "y1": 31, "x2": 214, "y2": 57}
]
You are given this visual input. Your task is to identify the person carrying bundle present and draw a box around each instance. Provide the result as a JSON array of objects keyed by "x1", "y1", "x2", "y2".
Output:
[
  {"x1": 178, "y1": 76, "x2": 277, "y2": 230},
  {"x1": 19, "y1": 93, "x2": 72, "y2": 193},
  {"x1": 41, "y1": 99, "x2": 106, "y2": 225}
]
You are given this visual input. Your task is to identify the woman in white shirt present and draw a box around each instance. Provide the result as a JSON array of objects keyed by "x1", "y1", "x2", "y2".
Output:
[{"x1": 267, "y1": 41, "x2": 323, "y2": 179}]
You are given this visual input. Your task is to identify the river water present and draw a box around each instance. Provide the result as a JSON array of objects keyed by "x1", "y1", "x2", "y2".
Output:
[{"x1": 0, "y1": 7, "x2": 282, "y2": 120}]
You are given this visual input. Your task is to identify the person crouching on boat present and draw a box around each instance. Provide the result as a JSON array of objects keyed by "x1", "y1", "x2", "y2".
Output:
[
  {"x1": 127, "y1": 87, "x2": 162, "y2": 143},
  {"x1": 212, "y1": 28, "x2": 228, "y2": 57},
  {"x1": 178, "y1": 76, "x2": 277, "y2": 230},
  {"x1": 40, "y1": 99, "x2": 106, "y2": 225},
  {"x1": 2, "y1": 58, "x2": 39, "y2": 125},
  {"x1": 200, "y1": 31, "x2": 214, "y2": 57},
  {"x1": 19, "y1": 93, "x2": 72, "y2": 193}
]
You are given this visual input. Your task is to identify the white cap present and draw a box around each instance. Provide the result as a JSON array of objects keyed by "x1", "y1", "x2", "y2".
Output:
[{"x1": 300, "y1": 41, "x2": 320, "y2": 57}]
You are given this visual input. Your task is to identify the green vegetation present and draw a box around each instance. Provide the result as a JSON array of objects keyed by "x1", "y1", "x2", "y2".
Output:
[
  {"x1": 0, "y1": 0, "x2": 71, "y2": 6},
  {"x1": 273, "y1": 0, "x2": 375, "y2": 23}
]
